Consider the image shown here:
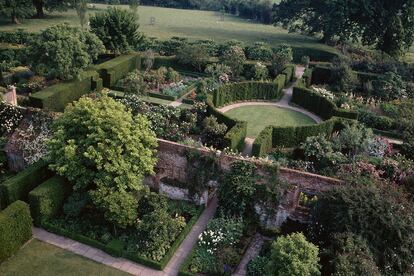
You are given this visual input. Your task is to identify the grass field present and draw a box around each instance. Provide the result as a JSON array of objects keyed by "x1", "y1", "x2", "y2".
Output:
[
  {"x1": 225, "y1": 105, "x2": 316, "y2": 138},
  {"x1": 0, "y1": 239, "x2": 129, "y2": 276},
  {"x1": 0, "y1": 4, "x2": 337, "y2": 55}
]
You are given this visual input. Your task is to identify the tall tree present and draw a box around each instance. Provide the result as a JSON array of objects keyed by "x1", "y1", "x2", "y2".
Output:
[
  {"x1": 0, "y1": 0, "x2": 34, "y2": 24},
  {"x1": 32, "y1": 0, "x2": 69, "y2": 18},
  {"x1": 273, "y1": 0, "x2": 414, "y2": 57}
]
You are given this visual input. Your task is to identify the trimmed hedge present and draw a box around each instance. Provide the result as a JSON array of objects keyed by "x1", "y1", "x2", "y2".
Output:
[
  {"x1": 291, "y1": 46, "x2": 340, "y2": 63},
  {"x1": 311, "y1": 65, "x2": 380, "y2": 86},
  {"x1": 29, "y1": 70, "x2": 102, "y2": 111},
  {"x1": 301, "y1": 68, "x2": 313, "y2": 87},
  {"x1": 212, "y1": 81, "x2": 284, "y2": 107},
  {"x1": 42, "y1": 206, "x2": 204, "y2": 270},
  {"x1": 281, "y1": 64, "x2": 296, "y2": 84},
  {"x1": 153, "y1": 56, "x2": 211, "y2": 74},
  {"x1": 252, "y1": 118, "x2": 338, "y2": 156},
  {"x1": 0, "y1": 160, "x2": 51, "y2": 210},
  {"x1": 95, "y1": 53, "x2": 141, "y2": 88},
  {"x1": 292, "y1": 86, "x2": 358, "y2": 120},
  {"x1": 28, "y1": 176, "x2": 72, "y2": 226},
  {"x1": 274, "y1": 74, "x2": 286, "y2": 93},
  {"x1": 0, "y1": 200, "x2": 32, "y2": 263},
  {"x1": 224, "y1": 121, "x2": 247, "y2": 151}
]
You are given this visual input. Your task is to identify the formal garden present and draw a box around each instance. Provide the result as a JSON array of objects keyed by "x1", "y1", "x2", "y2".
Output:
[{"x1": 1, "y1": 1, "x2": 414, "y2": 276}]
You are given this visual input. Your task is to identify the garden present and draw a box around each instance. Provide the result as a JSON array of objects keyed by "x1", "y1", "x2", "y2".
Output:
[{"x1": 1, "y1": 1, "x2": 414, "y2": 276}]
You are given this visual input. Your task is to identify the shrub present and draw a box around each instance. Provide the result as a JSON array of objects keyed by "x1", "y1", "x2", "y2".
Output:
[
  {"x1": 201, "y1": 116, "x2": 227, "y2": 149},
  {"x1": 265, "y1": 233, "x2": 320, "y2": 276},
  {"x1": 95, "y1": 53, "x2": 140, "y2": 88},
  {"x1": 274, "y1": 74, "x2": 286, "y2": 93},
  {"x1": 220, "y1": 45, "x2": 246, "y2": 77},
  {"x1": 252, "y1": 62, "x2": 269, "y2": 80},
  {"x1": 0, "y1": 160, "x2": 51, "y2": 210},
  {"x1": 90, "y1": 7, "x2": 141, "y2": 55},
  {"x1": 247, "y1": 256, "x2": 269, "y2": 276},
  {"x1": 246, "y1": 42, "x2": 273, "y2": 62},
  {"x1": 26, "y1": 24, "x2": 104, "y2": 80},
  {"x1": 28, "y1": 176, "x2": 72, "y2": 225},
  {"x1": 270, "y1": 45, "x2": 293, "y2": 76},
  {"x1": 282, "y1": 64, "x2": 295, "y2": 84},
  {"x1": 177, "y1": 44, "x2": 209, "y2": 72},
  {"x1": 0, "y1": 200, "x2": 32, "y2": 262}
]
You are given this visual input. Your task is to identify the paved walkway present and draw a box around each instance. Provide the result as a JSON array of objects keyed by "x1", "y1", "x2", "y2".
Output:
[
  {"x1": 33, "y1": 197, "x2": 218, "y2": 276},
  {"x1": 233, "y1": 233, "x2": 268, "y2": 276}
]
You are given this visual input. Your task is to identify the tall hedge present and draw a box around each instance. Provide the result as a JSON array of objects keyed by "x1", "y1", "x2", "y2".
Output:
[
  {"x1": 282, "y1": 64, "x2": 296, "y2": 84},
  {"x1": 274, "y1": 74, "x2": 286, "y2": 93},
  {"x1": 95, "y1": 53, "x2": 141, "y2": 88},
  {"x1": 224, "y1": 121, "x2": 247, "y2": 151},
  {"x1": 212, "y1": 81, "x2": 283, "y2": 107},
  {"x1": 0, "y1": 161, "x2": 51, "y2": 210},
  {"x1": 29, "y1": 70, "x2": 102, "y2": 112},
  {"x1": 0, "y1": 200, "x2": 32, "y2": 263},
  {"x1": 28, "y1": 176, "x2": 72, "y2": 226},
  {"x1": 252, "y1": 126, "x2": 273, "y2": 156},
  {"x1": 292, "y1": 86, "x2": 358, "y2": 120},
  {"x1": 301, "y1": 68, "x2": 313, "y2": 87}
]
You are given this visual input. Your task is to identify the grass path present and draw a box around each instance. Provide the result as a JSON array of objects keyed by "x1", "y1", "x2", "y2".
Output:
[{"x1": 0, "y1": 239, "x2": 130, "y2": 276}]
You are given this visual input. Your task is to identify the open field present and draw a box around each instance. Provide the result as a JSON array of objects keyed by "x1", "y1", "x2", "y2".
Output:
[
  {"x1": 0, "y1": 239, "x2": 129, "y2": 276},
  {"x1": 225, "y1": 105, "x2": 316, "y2": 138},
  {"x1": 0, "y1": 4, "x2": 337, "y2": 55}
]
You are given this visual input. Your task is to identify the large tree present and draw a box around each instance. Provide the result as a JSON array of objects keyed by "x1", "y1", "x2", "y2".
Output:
[
  {"x1": 48, "y1": 94, "x2": 158, "y2": 228},
  {"x1": 273, "y1": 0, "x2": 414, "y2": 57},
  {"x1": 32, "y1": 0, "x2": 70, "y2": 18},
  {"x1": 90, "y1": 7, "x2": 142, "y2": 55},
  {"x1": 0, "y1": 0, "x2": 34, "y2": 24},
  {"x1": 26, "y1": 23, "x2": 105, "y2": 80}
]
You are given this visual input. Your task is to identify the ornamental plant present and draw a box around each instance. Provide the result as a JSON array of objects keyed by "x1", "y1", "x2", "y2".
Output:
[
  {"x1": 48, "y1": 94, "x2": 158, "y2": 228},
  {"x1": 0, "y1": 101, "x2": 23, "y2": 135},
  {"x1": 266, "y1": 233, "x2": 321, "y2": 276},
  {"x1": 220, "y1": 45, "x2": 246, "y2": 77},
  {"x1": 26, "y1": 23, "x2": 105, "y2": 80}
]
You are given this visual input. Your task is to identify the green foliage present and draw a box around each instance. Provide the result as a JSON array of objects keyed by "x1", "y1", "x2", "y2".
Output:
[
  {"x1": 129, "y1": 0, "x2": 139, "y2": 13},
  {"x1": 74, "y1": 0, "x2": 88, "y2": 29},
  {"x1": 90, "y1": 7, "x2": 142, "y2": 55},
  {"x1": 218, "y1": 161, "x2": 256, "y2": 217},
  {"x1": 271, "y1": 45, "x2": 293, "y2": 76},
  {"x1": 26, "y1": 23, "x2": 105, "y2": 80},
  {"x1": 213, "y1": 81, "x2": 283, "y2": 107},
  {"x1": 330, "y1": 57, "x2": 358, "y2": 92},
  {"x1": 201, "y1": 115, "x2": 227, "y2": 148},
  {"x1": 28, "y1": 176, "x2": 72, "y2": 225},
  {"x1": 220, "y1": 45, "x2": 246, "y2": 77},
  {"x1": 0, "y1": 200, "x2": 32, "y2": 262},
  {"x1": 122, "y1": 69, "x2": 147, "y2": 96},
  {"x1": 265, "y1": 233, "x2": 321, "y2": 276},
  {"x1": 281, "y1": 64, "x2": 295, "y2": 84},
  {"x1": 0, "y1": 101, "x2": 23, "y2": 135},
  {"x1": 292, "y1": 85, "x2": 358, "y2": 120},
  {"x1": 29, "y1": 70, "x2": 102, "y2": 111},
  {"x1": 252, "y1": 62, "x2": 269, "y2": 80},
  {"x1": 0, "y1": 160, "x2": 50, "y2": 210},
  {"x1": 372, "y1": 71, "x2": 407, "y2": 101},
  {"x1": 0, "y1": 0, "x2": 34, "y2": 24},
  {"x1": 224, "y1": 121, "x2": 247, "y2": 151},
  {"x1": 252, "y1": 126, "x2": 273, "y2": 157},
  {"x1": 48, "y1": 94, "x2": 157, "y2": 228},
  {"x1": 177, "y1": 44, "x2": 209, "y2": 72},
  {"x1": 247, "y1": 256, "x2": 269, "y2": 276},
  {"x1": 329, "y1": 232, "x2": 381, "y2": 276},
  {"x1": 246, "y1": 42, "x2": 273, "y2": 62},
  {"x1": 309, "y1": 184, "x2": 414, "y2": 274}
]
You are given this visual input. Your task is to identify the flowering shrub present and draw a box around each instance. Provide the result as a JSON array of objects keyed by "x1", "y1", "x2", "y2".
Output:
[
  {"x1": 252, "y1": 62, "x2": 268, "y2": 80},
  {"x1": 311, "y1": 86, "x2": 335, "y2": 101},
  {"x1": 0, "y1": 101, "x2": 23, "y2": 135},
  {"x1": 364, "y1": 137, "x2": 392, "y2": 158},
  {"x1": 160, "y1": 81, "x2": 187, "y2": 97}
]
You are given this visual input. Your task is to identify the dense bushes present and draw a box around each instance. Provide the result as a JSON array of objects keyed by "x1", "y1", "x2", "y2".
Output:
[
  {"x1": 29, "y1": 70, "x2": 102, "y2": 111},
  {"x1": 292, "y1": 86, "x2": 358, "y2": 120},
  {"x1": 212, "y1": 81, "x2": 283, "y2": 107},
  {"x1": 95, "y1": 53, "x2": 141, "y2": 87},
  {"x1": 0, "y1": 160, "x2": 51, "y2": 209},
  {"x1": 28, "y1": 176, "x2": 72, "y2": 225},
  {"x1": 273, "y1": 74, "x2": 286, "y2": 92},
  {"x1": 0, "y1": 200, "x2": 32, "y2": 263},
  {"x1": 302, "y1": 68, "x2": 313, "y2": 87},
  {"x1": 281, "y1": 64, "x2": 296, "y2": 84}
]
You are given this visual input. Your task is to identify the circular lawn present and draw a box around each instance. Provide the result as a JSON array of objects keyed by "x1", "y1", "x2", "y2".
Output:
[{"x1": 224, "y1": 105, "x2": 316, "y2": 138}]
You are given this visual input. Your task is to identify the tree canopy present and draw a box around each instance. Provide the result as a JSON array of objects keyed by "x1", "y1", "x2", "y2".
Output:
[
  {"x1": 0, "y1": 0, "x2": 34, "y2": 24},
  {"x1": 273, "y1": 0, "x2": 414, "y2": 57},
  {"x1": 48, "y1": 94, "x2": 158, "y2": 228},
  {"x1": 26, "y1": 24, "x2": 105, "y2": 80}
]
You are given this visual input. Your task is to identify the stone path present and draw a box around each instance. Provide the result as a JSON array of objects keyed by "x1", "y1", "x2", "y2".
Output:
[
  {"x1": 233, "y1": 233, "x2": 268, "y2": 276},
  {"x1": 218, "y1": 66, "x2": 322, "y2": 156},
  {"x1": 33, "y1": 197, "x2": 218, "y2": 276}
]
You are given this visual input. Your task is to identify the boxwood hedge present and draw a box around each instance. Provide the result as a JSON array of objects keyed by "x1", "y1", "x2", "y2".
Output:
[
  {"x1": 28, "y1": 176, "x2": 72, "y2": 226},
  {"x1": 0, "y1": 200, "x2": 32, "y2": 263},
  {"x1": 0, "y1": 160, "x2": 51, "y2": 210}
]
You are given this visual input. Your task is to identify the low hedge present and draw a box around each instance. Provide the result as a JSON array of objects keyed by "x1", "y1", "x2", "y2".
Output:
[
  {"x1": 0, "y1": 160, "x2": 51, "y2": 210},
  {"x1": 0, "y1": 200, "x2": 32, "y2": 263},
  {"x1": 95, "y1": 53, "x2": 141, "y2": 88},
  {"x1": 42, "y1": 205, "x2": 204, "y2": 270},
  {"x1": 212, "y1": 81, "x2": 284, "y2": 107},
  {"x1": 28, "y1": 176, "x2": 72, "y2": 226},
  {"x1": 29, "y1": 70, "x2": 102, "y2": 111},
  {"x1": 252, "y1": 118, "x2": 338, "y2": 156},
  {"x1": 292, "y1": 86, "x2": 358, "y2": 120}
]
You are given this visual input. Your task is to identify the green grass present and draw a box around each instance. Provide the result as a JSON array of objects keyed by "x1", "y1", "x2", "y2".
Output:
[
  {"x1": 0, "y1": 4, "x2": 337, "y2": 54},
  {"x1": 225, "y1": 105, "x2": 316, "y2": 138},
  {"x1": 0, "y1": 239, "x2": 129, "y2": 276}
]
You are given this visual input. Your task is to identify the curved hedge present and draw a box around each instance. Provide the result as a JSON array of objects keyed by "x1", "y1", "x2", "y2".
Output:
[
  {"x1": 292, "y1": 86, "x2": 358, "y2": 120},
  {"x1": 0, "y1": 200, "x2": 32, "y2": 263},
  {"x1": 212, "y1": 81, "x2": 284, "y2": 107}
]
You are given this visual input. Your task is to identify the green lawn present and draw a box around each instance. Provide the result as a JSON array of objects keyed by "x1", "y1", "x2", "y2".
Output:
[
  {"x1": 225, "y1": 105, "x2": 316, "y2": 138},
  {"x1": 0, "y1": 4, "x2": 337, "y2": 55},
  {"x1": 0, "y1": 239, "x2": 129, "y2": 276}
]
